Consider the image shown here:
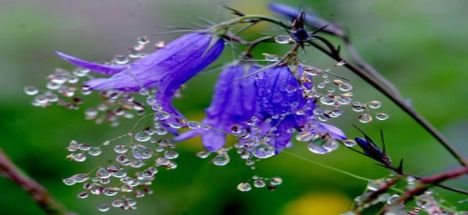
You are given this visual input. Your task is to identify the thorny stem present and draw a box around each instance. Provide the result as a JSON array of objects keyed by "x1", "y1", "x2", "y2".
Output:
[
  {"x1": 0, "y1": 148, "x2": 70, "y2": 215},
  {"x1": 307, "y1": 37, "x2": 467, "y2": 167}
]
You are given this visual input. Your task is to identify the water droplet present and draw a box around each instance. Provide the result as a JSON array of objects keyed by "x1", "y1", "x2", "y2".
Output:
[
  {"x1": 338, "y1": 82, "x2": 353, "y2": 92},
  {"x1": 77, "y1": 191, "x2": 89, "y2": 199},
  {"x1": 387, "y1": 194, "x2": 399, "y2": 205},
  {"x1": 114, "y1": 145, "x2": 128, "y2": 154},
  {"x1": 196, "y1": 151, "x2": 210, "y2": 159},
  {"x1": 98, "y1": 204, "x2": 110, "y2": 212},
  {"x1": 137, "y1": 35, "x2": 149, "y2": 45},
  {"x1": 212, "y1": 153, "x2": 230, "y2": 166},
  {"x1": 376, "y1": 113, "x2": 389, "y2": 120},
  {"x1": 307, "y1": 142, "x2": 329, "y2": 154},
  {"x1": 134, "y1": 131, "x2": 151, "y2": 142},
  {"x1": 103, "y1": 188, "x2": 119, "y2": 196},
  {"x1": 63, "y1": 177, "x2": 76, "y2": 186},
  {"x1": 323, "y1": 140, "x2": 339, "y2": 151},
  {"x1": 270, "y1": 177, "x2": 283, "y2": 186},
  {"x1": 334, "y1": 60, "x2": 345, "y2": 66},
  {"x1": 358, "y1": 113, "x2": 372, "y2": 123},
  {"x1": 275, "y1": 35, "x2": 291, "y2": 44},
  {"x1": 73, "y1": 173, "x2": 90, "y2": 183},
  {"x1": 367, "y1": 180, "x2": 383, "y2": 191},
  {"x1": 112, "y1": 199, "x2": 124, "y2": 208},
  {"x1": 155, "y1": 41, "x2": 165, "y2": 48},
  {"x1": 252, "y1": 144, "x2": 275, "y2": 159},
  {"x1": 253, "y1": 179, "x2": 266, "y2": 188},
  {"x1": 88, "y1": 147, "x2": 102, "y2": 156},
  {"x1": 132, "y1": 145, "x2": 152, "y2": 160},
  {"x1": 237, "y1": 182, "x2": 252, "y2": 192},
  {"x1": 343, "y1": 139, "x2": 357, "y2": 147},
  {"x1": 96, "y1": 168, "x2": 111, "y2": 179},
  {"x1": 368, "y1": 100, "x2": 382, "y2": 109},
  {"x1": 73, "y1": 153, "x2": 87, "y2": 162},
  {"x1": 164, "y1": 150, "x2": 179, "y2": 159},
  {"x1": 263, "y1": 53, "x2": 279, "y2": 62},
  {"x1": 352, "y1": 102, "x2": 366, "y2": 112},
  {"x1": 320, "y1": 95, "x2": 335, "y2": 106},
  {"x1": 187, "y1": 121, "x2": 201, "y2": 129},
  {"x1": 24, "y1": 86, "x2": 39, "y2": 96}
]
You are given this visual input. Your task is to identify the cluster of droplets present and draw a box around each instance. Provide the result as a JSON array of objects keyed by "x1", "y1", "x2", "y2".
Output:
[
  {"x1": 84, "y1": 90, "x2": 147, "y2": 127},
  {"x1": 25, "y1": 68, "x2": 88, "y2": 109},
  {"x1": 63, "y1": 129, "x2": 181, "y2": 212},
  {"x1": 236, "y1": 175, "x2": 283, "y2": 192},
  {"x1": 299, "y1": 63, "x2": 389, "y2": 124}
]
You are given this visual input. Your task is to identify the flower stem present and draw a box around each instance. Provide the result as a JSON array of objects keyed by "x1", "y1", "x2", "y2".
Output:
[
  {"x1": 0, "y1": 148, "x2": 70, "y2": 215},
  {"x1": 307, "y1": 38, "x2": 467, "y2": 167}
]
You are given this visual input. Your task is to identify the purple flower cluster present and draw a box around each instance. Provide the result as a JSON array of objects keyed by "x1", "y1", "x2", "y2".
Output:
[{"x1": 57, "y1": 31, "x2": 345, "y2": 155}]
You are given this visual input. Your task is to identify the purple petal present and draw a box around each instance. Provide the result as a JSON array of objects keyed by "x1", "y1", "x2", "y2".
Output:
[
  {"x1": 201, "y1": 130, "x2": 226, "y2": 152},
  {"x1": 56, "y1": 51, "x2": 126, "y2": 75}
]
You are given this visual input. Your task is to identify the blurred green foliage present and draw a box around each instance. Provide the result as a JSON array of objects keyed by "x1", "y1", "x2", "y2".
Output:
[{"x1": 0, "y1": 0, "x2": 467, "y2": 214}]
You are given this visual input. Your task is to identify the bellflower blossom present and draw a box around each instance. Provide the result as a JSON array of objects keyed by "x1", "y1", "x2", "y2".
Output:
[
  {"x1": 175, "y1": 63, "x2": 259, "y2": 151},
  {"x1": 253, "y1": 66, "x2": 346, "y2": 153},
  {"x1": 57, "y1": 32, "x2": 225, "y2": 120}
]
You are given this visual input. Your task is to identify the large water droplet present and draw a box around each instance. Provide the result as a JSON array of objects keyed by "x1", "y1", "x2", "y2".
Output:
[
  {"x1": 88, "y1": 147, "x2": 102, "y2": 156},
  {"x1": 253, "y1": 179, "x2": 266, "y2": 188},
  {"x1": 376, "y1": 113, "x2": 389, "y2": 121},
  {"x1": 134, "y1": 131, "x2": 151, "y2": 142},
  {"x1": 368, "y1": 100, "x2": 382, "y2": 109},
  {"x1": 263, "y1": 53, "x2": 279, "y2": 62},
  {"x1": 132, "y1": 145, "x2": 152, "y2": 160},
  {"x1": 358, "y1": 113, "x2": 373, "y2": 123},
  {"x1": 196, "y1": 151, "x2": 210, "y2": 159},
  {"x1": 98, "y1": 204, "x2": 110, "y2": 212},
  {"x1": 270, "y1": 177, "x2": 283, "y2": 186},
  {"x1": 114, "y1": 145, "x2": 128, "y2": 154},
  {"x1": 96, "y1": 168, "x2": 111, "y2": 179},
  {"x1": 24, "y1": 86, "x2": 39, "y2": 96},
  {"x1": 307, "y1": 142, "x2": 329, "y2": 154},
  {"x1": 343, "y1": 139, "x2": 357, "y2": 147},
  {"x1": 212, "y1": 153, "x2": 230, "y2": 166},
  {"x1": 252, "y1": 144, "x2": 275, "y2": 159},
  {"x1": 275, "y1": 35, "x2": 291, "y2": 44},
  {"x1": 237, "y1": 182, "x2": 252, "y2": 192}
]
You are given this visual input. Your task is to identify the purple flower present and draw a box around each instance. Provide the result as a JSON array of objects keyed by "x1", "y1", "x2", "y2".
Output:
[
  {"x1": 175, "y1": 63, "x2": 259, "y2": 151},
  {"x1": 254, "y1": 66, "x2": 345, "y2": 151},
  {"x1": 268, "y1": 3, "x2": 345, "y2": 37},
  {"x1": 57, "y1": 32, "x2": 225, "y2": 118}
]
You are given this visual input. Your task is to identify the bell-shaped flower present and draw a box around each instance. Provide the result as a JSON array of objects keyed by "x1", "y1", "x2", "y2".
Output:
[
  {"x1": 253, "y1": 66, "x2": 345, "y2": 151},
  {"x1": 175, "y1": 63, "x2": 259, "y2": 151},
  {"x1": 57, "y1": 32, "x2": 225, "y2": 118}
]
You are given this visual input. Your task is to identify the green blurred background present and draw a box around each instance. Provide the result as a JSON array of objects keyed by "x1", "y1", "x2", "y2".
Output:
[{"x1": 0, "y1": 0, "x2": 467, "y2": 214}]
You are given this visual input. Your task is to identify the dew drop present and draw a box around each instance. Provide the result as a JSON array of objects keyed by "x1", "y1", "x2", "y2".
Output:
[
  {"x1": 274, "y1": 35, "x2": 291, "y2": 44},
  {"x1": 270, "y1": 177, "x2": 283, "y2": 186},
  {"x1": 376, "y1": 113, "x2": 389, "y2": 121},
  {"x1": 358, "y1": 113, "x2": 373, "y2": 123},
  {"x1": 24, "y1": 86, "x2": 39, "y2": 96},
  {"x1": 352, "y1": 102, "x2": 366, "y2": 112},
  {"x1": 137, "y1": 35, "x2": 150, "y2": 45},
  {"x1": 73, "y1": 153, "x2": 87, "y2": 162},
  {"x1": 112, "y1": 199, "x2": 124, "y2": 208},
  {"x1": 96, "y1": 168, "x2": 111, "y2": 179},
  {"x1": 98, "y1": 204, "x2": 110, "y2": 212},
  {"x1": 196, "y1": 151, "x2": 210, "y2": 159},
  {"x1": 338, "y1": 82, "x2": 353, "y2": 92},
  {"x1": 387, "y1": 194, "x2": 400, "y2": 205},
  {"x1": 134, "y1": 131, "x2": 151, "y2": 142},
  {"x1": 368, "y1": 100, "x2": 382, "y2": 109},
  {"x1": 307, "y1": 142, "x2": 329, "y2": 154},
  {"x1": 343, "y1": 139, "x2": 357, "y2": 147},
  {"x1": 77, "y1": 191, "x2": 89, "y2": 199},
  {"x1": 212, "y1": 153, "x2": 230, "y2": 166},
  {"x1": 253, "y1": 179, "x2": 266, "y2": 188},
  {"x1": 132, "y1": 145, "x2": 152, "y2": 160},
  {"x1": 164, "y1": 150, "x2": 179, "y2": 159},
  {"x1": 63, "y1": 177, "x2": 76, "y2": 186},
  {"x1": 114, "y1": 145, "x2": 128, "y2": 154},
  {"x1": 263, "y1": 53, "x2": 279, "y2": 62},
  {"x1": 252, "y1": 144, "x2": 275, "y2": 159},
  {"x1": 187, "y1": 121, "x2": 201, "y2": 129},
  {"x1": 237, "y1": 182, "x2": 252, "y2": 192},
  {"x1": 87, "y1": 147, "x2": 101, "y2": 156}
]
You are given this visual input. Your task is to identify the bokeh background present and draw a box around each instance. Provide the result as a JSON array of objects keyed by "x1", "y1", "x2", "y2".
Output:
[{"x1": 1, "y1": 0, "x2": 467, "y2": 214}]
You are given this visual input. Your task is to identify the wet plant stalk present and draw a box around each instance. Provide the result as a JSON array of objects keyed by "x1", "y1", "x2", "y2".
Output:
[{"x1": 0, "y1": 148, "x2": 70, "y2": 215}]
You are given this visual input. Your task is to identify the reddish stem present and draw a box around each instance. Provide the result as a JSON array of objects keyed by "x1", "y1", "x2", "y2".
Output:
[{"x1": 0, "y1": 148, "x2": 70, "y2": 215}]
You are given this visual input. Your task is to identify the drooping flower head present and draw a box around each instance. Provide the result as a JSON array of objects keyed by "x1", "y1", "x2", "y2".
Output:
[
  {"x1": 252, "y1": 65, "x2": 345, "y2": 153},
  {"x1": 175, "y1": 62, "x2": 259, "y2": 151},
  {"x1": 57, "y1": 32, "x2": 225, "y2": 121}
]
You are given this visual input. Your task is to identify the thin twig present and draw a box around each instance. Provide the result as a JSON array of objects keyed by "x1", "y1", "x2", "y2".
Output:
[
  {"x1": 307, "y1": 38, "x2": 467, "y2": 167},
  {"x1": 0, "y1": 148, "x2": 70, "y2": 215}
]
